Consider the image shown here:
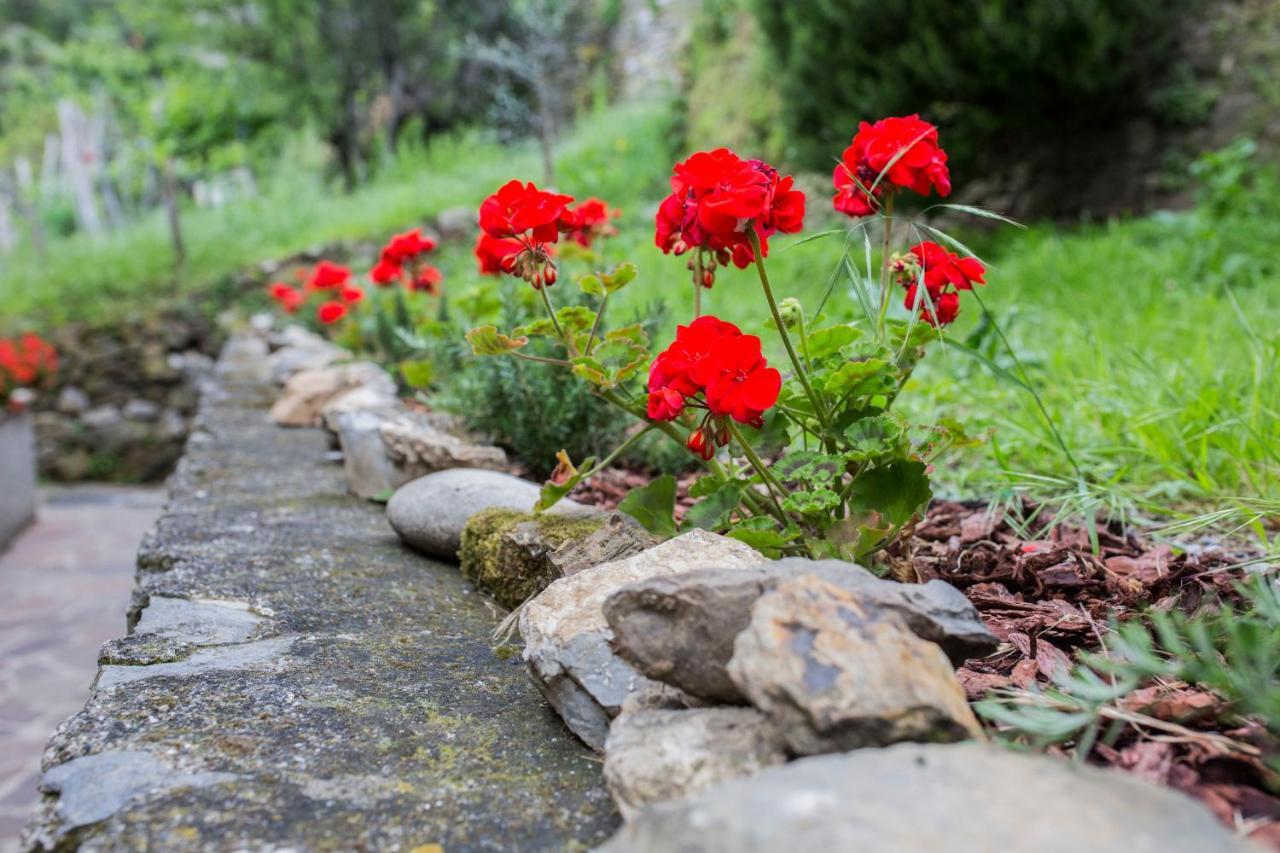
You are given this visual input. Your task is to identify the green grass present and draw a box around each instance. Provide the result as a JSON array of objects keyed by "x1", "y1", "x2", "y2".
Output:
[{"x1": 5, "y1": 100, "x2": 1279, "y2": 528}]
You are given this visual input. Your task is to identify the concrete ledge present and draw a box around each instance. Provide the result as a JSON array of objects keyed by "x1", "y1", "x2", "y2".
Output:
[{"x1": 21, "y1": 334, "x2": 618, "y2": 851}]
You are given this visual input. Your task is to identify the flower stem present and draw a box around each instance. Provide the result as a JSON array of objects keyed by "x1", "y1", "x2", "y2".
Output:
[
  {"x1": 583, "y1": 425, "x2": 654, "y2": 478},
  {"x1": 539, "y1": 285, "x2": 568, "y2": 351},
  {"x1": 693, "y1": 252, "x2": 704, "y2": 318},
  {"x1": 876, "y1": 193, "x2": 895, "y2": 338},
  {"x1": 726, "y1": 420, "x2": 790, "y2": 520},
  {"x1": 513, "y1": 352, "x2": 572, "y2": 367},
  {"x1": 585, "y1": 292, "x2": 608, "y2": 356},
  {"x1": 747, "y1": 229, "x2": 828, "y2": 430}
]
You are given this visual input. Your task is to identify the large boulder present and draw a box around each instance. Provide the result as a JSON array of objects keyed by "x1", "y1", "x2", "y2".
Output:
[
  {"x1": 604, "y1": 557, "x2": 995, "y2": 703},
  {"x1": 269, "y1": 363, "x2": 395, "y2": 427},
  {"x1": 519, "y1": 530, "x2": 762, "y2": 751},
  {"x1": 727, "y1": 575, "x2": 981, "y2": 755},
  {"x1": 459, "y1": 509, "x2": 620, "y2": 609},
  {"x1": 386, "y1": 468, "x2": 593, "y2": 559},
  {"x1": 599, "y1": 742, "x2": 1253, "y2": 853},
  {"x1": 603, "y1": 707, "x2": 786, "y2": 821}
]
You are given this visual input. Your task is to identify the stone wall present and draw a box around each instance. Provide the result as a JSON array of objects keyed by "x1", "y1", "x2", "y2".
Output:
[
  {"x1": 0, "y1": 412, "x2": 36, "y2": 550},
  {"x1": 21, "y1": 334, "x2": 616, "y2": 851}
]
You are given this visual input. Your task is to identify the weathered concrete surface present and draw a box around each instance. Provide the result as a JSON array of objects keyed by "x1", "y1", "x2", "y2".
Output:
[{"x1": 21, "y1": 334, "x2": 618, "y2": 852}]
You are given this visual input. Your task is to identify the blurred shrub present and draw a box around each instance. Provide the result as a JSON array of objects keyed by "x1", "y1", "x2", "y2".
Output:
[{"x1": 751, "y1": 0, "x2": 1196, "y2": 185}]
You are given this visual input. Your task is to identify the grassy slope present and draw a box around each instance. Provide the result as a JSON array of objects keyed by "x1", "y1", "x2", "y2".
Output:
[{"x1": 4, "y1": 102, "x2": 1277, "y2": 519}]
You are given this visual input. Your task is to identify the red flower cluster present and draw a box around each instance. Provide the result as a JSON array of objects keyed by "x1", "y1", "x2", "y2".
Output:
[
  {"x1": 898, "y1": 241, "x2": 985, "y2": 326},
  {"x1": 655, "y1": 149, "x2": 805, "y2": 286},
  {"x1": 370, "y1": 228, "x2": 442, "y2": 294},
  {"x1": 308, "y1": 260, "x2": 352, "y2": 290},
  {"x1": 268, "y1": 281, "x2": 306, "y2": 314},
  {"x1": 317, "y1": 301, "x2": 348, "y2": 325},
  {"x1": 563, "y1": 198, "x2": 620, "y2": 247},
  {"x1": 833, "y1": 115, "x2": 951, "y2": 217},
  {"x1": 647, "y1": 316, "x2": 781, "y2": 457},
  {"x1": 0, "y1": 333, "x2": 57, "y2": 404},
  {"x1": 478, "y1": 181, "x2": 619, "y2": 288}
]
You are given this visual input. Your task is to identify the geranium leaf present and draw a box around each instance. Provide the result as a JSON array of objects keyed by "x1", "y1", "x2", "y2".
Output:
[
  {"x1": 781, "y1": 487, "x2": 842, "y2": 516},
  {"x1": 806, "y1": 324, "x2": 863, "y2": 359},
  {"x1": 682, "y1": 481, "x2": 742, "y2": 531},
  {"x1": 775, "y1": 450, "x2": 844, "y2": 490},
  {"x1": 841, "y1": 413, "x2": 908, "y2": 463},
  {"x1": 466, "y1": 325, "x2": 529, "y2": 356},
  {"x1": 618, "y1": 474, "x2": 678, "y2": 539},
  {"x1": 578, "y1": 274, "x2": 605, "y2": 296},
  {"x1": 599, "y1": 262, "x2": 638, "y2": 293},
  {"x1": 399, "y1": 358, "x2": 435, "y2": 390},
  {"x1": 846, "y1": 459, "x2": 932, "y2": 528}
]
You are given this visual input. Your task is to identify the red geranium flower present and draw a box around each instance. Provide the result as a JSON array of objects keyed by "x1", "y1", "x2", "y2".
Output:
[
  {"x1": 474, "y1": 233, "x2": 523, "y2": 276},
  {"x1": 479, "y1": 180, "x2": 574, "y2": 243},
  {"x1": 833, "y1": 115, "x2": 950, "y2": 217},
  {"x1": 340, "y1": 284, "x2": 365, "y2": 304},
  {"x1": 370, "y1": 259, "x2": 403, "y2": 286},
  {"x1": 268, "y1": 282, "x2": 307, "y2": 313},
  {"x1": 564, "y1": 198, "x2": 620, "y2": 247},
  {"x1": 910, "y1": 241, "x2": 985, "y2": 292},
  {"x1": 648, "y1": 315, "x2": 744, "y2": 402},
  {"x1": 696, "y1": 334, "x2": 782, "y2": 427},
  {"x1": 655, "y1": 149, "x2": 805, "y2": 286},
  {"x1": 309, "y1": 260, "x2": 351, "y2": 290},
  {"x1": 317, "y1": 301, "x2": 348, "y2": 325},
  {"x1": 411, "y1": 266, "x2": 443, "y2": 295},
  {"x1": 381, "y1": 228, "x2": 436, "y2": 265}
]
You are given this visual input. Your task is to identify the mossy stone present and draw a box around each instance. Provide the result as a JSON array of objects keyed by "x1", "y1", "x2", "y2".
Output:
[{"x1": 459, "y1": 508, "x2": 606, "y2": 609}]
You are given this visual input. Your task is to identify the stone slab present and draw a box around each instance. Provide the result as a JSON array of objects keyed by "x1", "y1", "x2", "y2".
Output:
[
  {"x1": 0, "y1": 412, "x2": 37, "y2": 551},
  {"x1": 20, "y1": 333, "x2": 618, "y2": 852}
]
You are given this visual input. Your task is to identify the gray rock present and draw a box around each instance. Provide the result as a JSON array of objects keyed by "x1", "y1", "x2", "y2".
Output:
[
  {"x1": 603, "y1": 707, "x2": 787, "y2": 821},
  {"x1": 379, "y1": 411, "x2": 508, "y2": 475},
  {"x1": 319, "y1": 384, "x2": 401, "y2": 423},
  {"x1": 434, "y1": 205, "x2": 477, "y2": 239},
  {"x1": 131, "y1": 596, "x2": 266, "y2": 645},
  {"x1": 81, "y1": 404, "x2": 122, "y2": 431},
  {"x1": 599, "y1": 742, "x2": 1254, "y2": 853},
  {"x1": 55, "y1": 386, "x2": 90, "y2": 415},
  {"x1": 267, "y1": 342, "x2": 348, "y2": 385},
  {"x1": 727, "y1": 576, "x2": 981, "y2": 755},
  {"x1": 37, "y1": 751, "x2": 237, "y2": 836},
  {"x1": 550, "y1": 512, "x2": 659, "y2": 578},
  {"x1": 122, "y1": 398, "x2": 161, "y2": 422},
  {"x1": 157, "y1": 409, "x2": 188, "y2": 441},
  {"x1": 519, "y1": 530, "x2": 761, "y2": 750},
  {"x1": 386, "y1": 468, "x2": 594, "y2": 559},
  {"x1": 269, "y1": 362, "x2": 395, "y2": 427},
  {"x1": 95, "y1": 636, "x2": 296, "y2": 690},
  {"x1": 330, "y1": 409, "x2": 414, "y2": 500},
  {"x1": 215, "y1": 334, "x2": 269, "y2": 381},
  {"x1": 604, "y1": 558, "x2": 996, "y2": 702}
]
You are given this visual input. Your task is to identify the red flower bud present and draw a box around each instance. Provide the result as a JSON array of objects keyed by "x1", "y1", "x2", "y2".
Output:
[
  {"x1": 543, "y1": 265, "x2": 557, "y2": 286},
  {"x1": 686, "y1": 428, "x2": 713, "y2": 460}
]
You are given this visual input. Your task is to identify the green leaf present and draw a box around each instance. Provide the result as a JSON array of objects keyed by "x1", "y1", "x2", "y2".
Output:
[
  {"x1": 806, "y1": 324, "x2": 863, "y2": 359},
  {"x1": 841, "y1": 413, "x2": 908, "y2": 463},
  {"x1": 781, "y1": 487, "x2": 842, "y2": 516},
  {"x1": 535, "y1": 450, "x2": 596, "y2": 512},
  {"x1": 775, "y1": 450, "x2": 843, "y2": 489},
  {"x1": 570, "y1": 333, "x2": 649, "y2": 388},
  {"x1": 517, "y1": 305, "x2": 596, "y2": 338},
  {"x1": 399, "y1": 359, "x2": 435, "y2": 390},
  {"x1": 750, "y1": 409, "x2": 792, "y2": 457},
  {"x1": 819, "y1": 357, "x2": 893, "y2": 397},
  {"x1": 578, "y1": 274, "x2": 605, "y2": 296},
  {"x1": 726, "y1": 517, "x2": 800, "y2": 558},
  {"x1": 618, "y1": 474, "x2": 678, "y2": 539},
  {"x1": 682, "y1": 481, "x2": 743, "y2": 531},
  {"x1": 466, "y1": 325, "x2": 529, "y2": 356},
  {"x1": 943, "y1": 338, "x2": 1032, "y2": 391},
  {"x1": 846, "y1": 459, "x2": 933, "y2": 528},
  {"x1": 599, "y1": 262, "x2": 638, "y2": 293}
]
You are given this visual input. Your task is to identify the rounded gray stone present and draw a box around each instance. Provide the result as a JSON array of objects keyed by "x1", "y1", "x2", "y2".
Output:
[{"x1": 386, "y1": 468, "x2": 593, "y2": 559}]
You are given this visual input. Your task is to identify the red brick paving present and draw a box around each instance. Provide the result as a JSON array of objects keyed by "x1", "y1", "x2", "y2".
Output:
[{"x1": 0, "y1": 486, "x2": 162, "y2": 851}]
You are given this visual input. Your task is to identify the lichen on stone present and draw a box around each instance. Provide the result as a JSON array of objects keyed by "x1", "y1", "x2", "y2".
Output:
[{"x1": 459, "y1": 508, "x2": 605, "y2": 609}]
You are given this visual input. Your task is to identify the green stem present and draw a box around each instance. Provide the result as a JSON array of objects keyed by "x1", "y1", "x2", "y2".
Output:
[
  {"x1": 876, "y1": 193, "x2": 895, "y2": 339},
  {"x1": 727, "y1": 420, "x2": 790, "y2": 520},
  {"x1": 539, "y1": 285, "x2": 568, "y2": 351},
  {"x1": 747, "y1": 229, "x2": 828, "y2": 430},
  {"x1": 585, "y1": 291, "x2": 608, "y2": 356},
  {"x1": 512, "y1": 352, "x2": 572, "y2": 367},
  {"x1": 693, "y1": 252, "x2": 703, "y2": 318},
  {"x1": 583, "y1": 425, "x2": 654, "y2": 477}
]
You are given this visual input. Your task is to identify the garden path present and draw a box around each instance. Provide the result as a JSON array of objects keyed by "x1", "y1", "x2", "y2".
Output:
[{"x1": 0, "y1": 486, "x2": 163, "y2": 852}]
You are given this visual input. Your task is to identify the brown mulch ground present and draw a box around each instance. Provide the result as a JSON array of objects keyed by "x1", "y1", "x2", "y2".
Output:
[
  {"x1": 912, "y1": 500, "x2": 1278, "y2": 847},
  {"x1": 568, "y1": 471, "x2": 1279, "y2": 845}
]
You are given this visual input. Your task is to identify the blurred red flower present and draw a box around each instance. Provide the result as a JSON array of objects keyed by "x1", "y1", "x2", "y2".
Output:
[
  {"x1": 309, "y1": 260, "x2": 351, "y2": 290},
  {"x1": 317, "y1": 301, "x2": 348, "y2": 325},
  {"x1": 474, "y1": 233, "x2": 523, "y2": 275},
  {"x1": 479, "y1": 180, "x2": 574, "y2": 243},
  {"x1": 833, "y1": 115, "x2": 950, "y2": 217}
]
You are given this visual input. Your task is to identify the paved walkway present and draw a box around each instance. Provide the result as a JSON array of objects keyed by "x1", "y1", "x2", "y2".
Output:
[{"x1": 0, "y1": 486, "x2": 163, "y2": 851}]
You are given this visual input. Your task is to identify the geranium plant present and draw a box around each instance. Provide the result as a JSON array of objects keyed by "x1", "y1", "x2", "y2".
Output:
[{"x1": 466, "y1": 116, "x2": 995, "y2": 565}]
